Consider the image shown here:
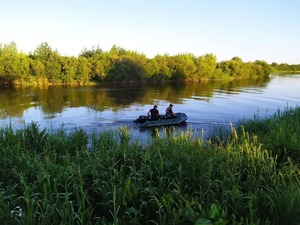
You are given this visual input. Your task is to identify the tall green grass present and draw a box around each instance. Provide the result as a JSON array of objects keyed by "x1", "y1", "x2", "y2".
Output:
[
  {"x1": 0, "y1": 107, "x2": 300, "y2": 224},
  {"x1": 236, "y1": 106, "x2": 300, "y2": 163}
]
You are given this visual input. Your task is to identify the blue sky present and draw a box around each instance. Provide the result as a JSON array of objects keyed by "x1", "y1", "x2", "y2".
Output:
[{"x1": 1, "y1": 0, "x2": 299, "y2": 64}]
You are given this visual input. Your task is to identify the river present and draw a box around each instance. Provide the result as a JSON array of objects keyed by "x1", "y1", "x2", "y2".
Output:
[{"x1": 0, "y1": 74, "x2": 299, "y2": 141}]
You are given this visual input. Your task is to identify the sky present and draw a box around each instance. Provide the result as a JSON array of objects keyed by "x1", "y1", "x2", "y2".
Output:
[{"x1": 1, "y1": 0, "x2": 299, "y2": 64}]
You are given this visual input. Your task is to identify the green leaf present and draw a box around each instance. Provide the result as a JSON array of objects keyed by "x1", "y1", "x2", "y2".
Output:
[{"x1": 194, "y1": 218, "x2": 213, "y2": 225}]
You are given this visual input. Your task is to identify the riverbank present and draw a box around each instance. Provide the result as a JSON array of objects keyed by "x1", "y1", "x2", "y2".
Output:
[
  {"x1": 1, "y1": 42, "x2": 275, "y2": 87},
  {"x1": 1, "y1": 107, "x2": 300, "y2": 224}
]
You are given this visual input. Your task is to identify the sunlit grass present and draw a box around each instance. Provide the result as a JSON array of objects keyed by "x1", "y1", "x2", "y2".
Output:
[
  {"x1": 236, "y1": 106, "x2": 300, "y2": 163},
  {"x1": 0, "y1": 108, "x2": 300, "y2": 224}
]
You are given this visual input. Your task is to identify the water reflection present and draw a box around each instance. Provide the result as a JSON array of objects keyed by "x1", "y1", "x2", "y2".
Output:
[
  {"x1": 0, "y1": 77, "x2": 270, "y2": 117},
  {"x1": 1, "y1": 74, "x2": 300, "y2": 142}
]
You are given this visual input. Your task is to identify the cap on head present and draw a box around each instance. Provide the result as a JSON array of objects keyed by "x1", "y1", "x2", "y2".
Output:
[
  {"x1": 169, "y1": 104, "x2": 173, "y2": 107},
  {"x1": 154, "y1": 105, "x2": 158, "y2": 108}
]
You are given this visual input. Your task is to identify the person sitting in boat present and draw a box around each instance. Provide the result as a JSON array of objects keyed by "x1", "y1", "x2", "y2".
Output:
[
  {"x1": 166, "y1": 104, "x2": 177, "y2": 119},
  {"x1": 148, "y1": 105, "x2": 160, "y2": 120}
]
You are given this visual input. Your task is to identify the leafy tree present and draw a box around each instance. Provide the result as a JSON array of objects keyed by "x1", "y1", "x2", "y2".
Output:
[
  {"x1": 144, "y1": 57, "x2": 160, "y2": 79},
  {"x1": 172, "y1": 53, "x2": 197, "y2": 81},
  {"x1": 217, "y1": 60, "x2": 230, "y2": 76},
  {"x1": 147, "y1": 54, "x2": 174, "y2": 81},
  {"x1": 125, "y1": 50, "x2": 147, "y2": 78},
  {"x1": 76, "y1": 57, "x2": 91, "y2": 84},
  {"x1": 0, "y1": 43, "x2": 3, "y2": 54},
  {"x1": 31, "y1": 42, "x2": 64, "y2": 83},
  {"x1": 253, "y1": 60, "x2": 272, "y2": 76},
  {"x1": 230, "y1": 57, "x2": 245, "y2": 77},
  {"x1": 89, "y1": 52, "x2": 111, "y2": 81},
  {"x1": 217, "y1": 57, "x2": 244, "y2": 78},
  {"x1": 0, "y1": 42, "x2": 27, "y2": 81},
  {"x1": 109, "y1": 45, "x2": 128, "y2": 57},
  {"x1": 45, "y1": 52, "x2": 62, "y2": 83},
  {"x1": 79, "y1": 46, "x2": 103, "y2": 58},
  {"x1": 2, "y1": 41, "x2": 297, "y2": 86},
  {"x1": 59, "y1": 56, "x2": 78, "y2": 83},
  {"x1": 28, "y1": 59, "x2": 48, "y2": 85},
  {"x1": 33, "y1": 42, "x2": 53, "y2": 61},
  {"x1": 106, "y1": 56, "x2": 146, "y2": 82},
  {"x1": 195, "y1": 53, "x2": 217, "y2": 79},
  {"x1": 16, "y1": 53, "x2": 31, "y2": 83},
  {"x1": 29, "y1": 59, "x2": 45, "y2": 77},
  {"x1": 105, "y1": 48, "x2": 147, "y2": 82},
  {"x1": 289, "y1": 64, "x2": 300, "y2": 71}
]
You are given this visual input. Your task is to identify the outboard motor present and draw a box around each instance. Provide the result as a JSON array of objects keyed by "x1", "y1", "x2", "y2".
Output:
[{"x1": 133, "y1": 115, "x2": 148, "y2": 123}]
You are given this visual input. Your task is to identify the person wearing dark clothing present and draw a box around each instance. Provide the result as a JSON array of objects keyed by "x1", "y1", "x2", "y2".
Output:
[
  {"x1": 166, "y1": 104, "x2": 177, "y2": 118},
  {"x1": 148, "y1": 105, "x2": 160, "y2": 120}
]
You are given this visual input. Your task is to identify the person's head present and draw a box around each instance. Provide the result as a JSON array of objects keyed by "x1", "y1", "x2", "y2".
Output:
[
  {"x1": 169, "y1": 104, "x2": 173, "y2": 107},
  {"x1": 154, "y1": 105, "x2": 158, "y2": 109}
]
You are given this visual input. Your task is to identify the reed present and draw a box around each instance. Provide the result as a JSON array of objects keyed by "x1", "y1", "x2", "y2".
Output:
[
  {"x1": 0, "y1": 108, "x2": 299, "y2": 224},
  {"x1": 236, "y1": 106, "x2": 300, "y2": 163}
]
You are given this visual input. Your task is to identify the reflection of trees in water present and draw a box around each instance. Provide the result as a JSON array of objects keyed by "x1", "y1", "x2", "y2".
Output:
[
  {"x1": 215, "y1": 76, "x2": 270, "y2": 92},
  {"x1": 0, "y1": 109, "x2": 8, "y2": 118},
  {"x1": 0, "y1": 77, "x2": 271, "y2": 116}
]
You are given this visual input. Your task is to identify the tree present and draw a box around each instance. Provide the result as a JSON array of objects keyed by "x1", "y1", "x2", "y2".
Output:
[
  {"x1": 106, "y1": 56, "x2": 146, "y2": 82},
  {"x1": 59, "y1": 56, "x2": 78, "y2": 83},
  {"x1": 89, "y1": 52, "x2": 111, "y2": 81},
  {"x1": 253, "y1": 60, "x2": 272, "y2": 76},
  {"x1": 0, "y1": 42, "x2": 3, "y2": 55},
  {"x1": 45, "y1": 52, "x2": 62, "y2": 83},
  {"x1": 146, "y1": 54, "x2": 174, "y2": 81},
  {"x1": 79, "y1": 46, "x2": 103, "y2": 58},
  {"x1": 195, "y1": 53, "x2": 217, "y2": 79},
  {"x1": 33, "y1": 42, "x2": 53, "y2": 61},
  {"x1": 172, "y1": 53, "x2": 197, "y2": 81},
  {"x1": 30, "y1": 59, "x2": 45, "y2": 77},
  {"x1": 0, "y1": 42, "x2": 28, "y2": 82},
  {"x1": 76, "y1": 57, "x2": 91, "y2": 84}
]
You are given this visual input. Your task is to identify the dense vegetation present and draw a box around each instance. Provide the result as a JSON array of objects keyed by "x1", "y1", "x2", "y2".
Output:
[
  {"x1": 0, "y1": 41, "x2": 287, "y2": 86},
  {"x1": 270, "y1": 62, "x2": 300, "y2": 73},
  {"x1": 1, "y1": 107, "x2": 300, "y2": 224},
  {"x1": 236, "y1": 107, "x2": 300, "y2": 163}
]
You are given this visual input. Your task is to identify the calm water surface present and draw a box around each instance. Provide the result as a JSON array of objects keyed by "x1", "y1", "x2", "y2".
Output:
[{"x1": 0, "y1": 74, "x2": 299, "y2": 141}]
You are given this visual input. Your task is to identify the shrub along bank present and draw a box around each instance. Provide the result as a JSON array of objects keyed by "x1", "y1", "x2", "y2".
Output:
[{"x1": 0, "y1": 42, "x2": 273, "y2": 86}]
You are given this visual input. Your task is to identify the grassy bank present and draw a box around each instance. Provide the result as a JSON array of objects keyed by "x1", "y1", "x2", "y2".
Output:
[
  {"x1": 0, "y1": 108, "x2": 300, "y2": 224},
  {"x1": 236, "y1": 107, "x2": 300, "y2": 163}
]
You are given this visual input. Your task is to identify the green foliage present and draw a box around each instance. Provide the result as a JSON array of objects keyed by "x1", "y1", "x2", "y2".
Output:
[
  {"x1": 79, "y1": 45, "x2": 103, "y2": 58},
  {"x1": 195, "y1": 54, "x2": 217, "y2": 79},
  {"x1": 29, "y1": 59, "x2": 45, "y2": 77},
  {"x1": 88, "y1": 51, "x2": 111, "y2": 81},
  {"x1": 0, "y1": 42, "x2": 30, "y2": 81},
  {"x1": 59, "y1": 56, "x2": 78, "y2": 84},
  {"x1": 33, "y1": 42, "x2": 53, "y2": 61},
  {"x1": 0, "y1": 41, "x2": 298, "y2": 86},
  {"x1": 1, "y1": 107, "x2": 300, "y2": 224},
  {"x1": 253, "y1": 60, "x2": 272, "y2": 77},
  {"x1": 216, "y1": 57, "x2": 272, "y2": 79},
  {"x1": 76, "y1": 57, "x2": 91, "y2": 84},
  {"x1": 172, "y1": 53, "x2": 197, "y2": 81},
  {"x1": 106, "y1": 56, "x2": 146, "y2": 82},
  {"x1": 147, "y1": 54, "x2": 174, "y2": 81},
  {"x1": 236, "y1": 106, "x2": 300, "y2": 163},
  {"x1": 271, "y1": 62, "x2": 300, "y2": 72}
]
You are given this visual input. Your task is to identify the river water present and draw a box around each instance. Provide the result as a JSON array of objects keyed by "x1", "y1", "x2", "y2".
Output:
[{"x1": 0, "y1": 74, "x2": 299, "y2": 141}]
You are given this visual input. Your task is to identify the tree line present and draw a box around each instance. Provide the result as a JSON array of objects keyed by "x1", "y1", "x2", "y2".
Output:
[{"x1": 0, "y1": 41, "x2": 298, "y2": 86}]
